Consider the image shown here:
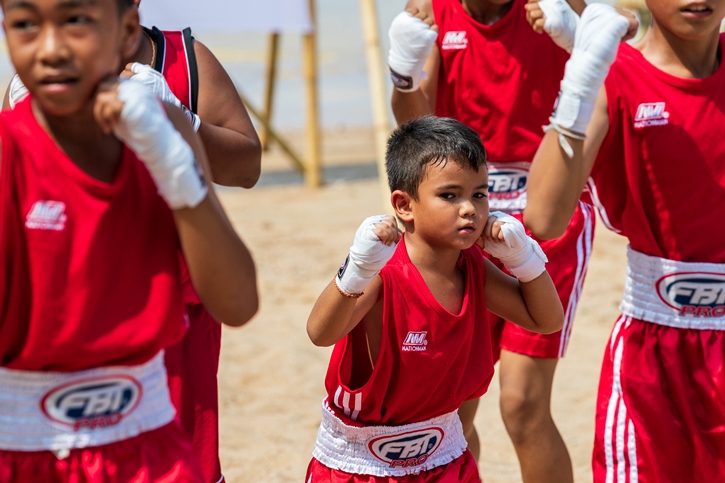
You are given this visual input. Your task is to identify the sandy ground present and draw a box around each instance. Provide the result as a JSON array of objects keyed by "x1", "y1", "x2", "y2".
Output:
[{"x1": 214, "y1": 128, "x2": 629, "y2": 482}]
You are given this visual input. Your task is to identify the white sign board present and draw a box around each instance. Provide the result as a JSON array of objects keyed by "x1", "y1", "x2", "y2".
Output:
[{"x1": 139, "y1": 0, "x2": 313, "y2": 34}]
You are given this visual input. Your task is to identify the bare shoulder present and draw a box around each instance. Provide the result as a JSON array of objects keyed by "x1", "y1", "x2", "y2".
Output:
[{"x1": 405, "y1": 0, "x2": 434, "y2": 17}]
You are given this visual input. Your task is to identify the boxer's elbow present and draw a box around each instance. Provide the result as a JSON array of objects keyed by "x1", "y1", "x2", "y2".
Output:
[{"x1": 523, "y1": 207, "x2": 569, "y2": 241}]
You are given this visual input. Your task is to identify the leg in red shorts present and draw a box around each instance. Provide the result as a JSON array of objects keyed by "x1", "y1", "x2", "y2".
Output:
[
  {"x1": 593, "y1": 316, "x2": 725, "y2": 483},
  {"x1": 305, "y1": 450, "x2": 481, "y2": 483},
  {"x1": 165, "y1": 305, "x2": 223, "y2": 483},
  {"x1": 0, "y1": 423, "x2": 203, "y2": 483}
]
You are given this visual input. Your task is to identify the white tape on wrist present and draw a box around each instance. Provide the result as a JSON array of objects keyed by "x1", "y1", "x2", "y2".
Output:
[
  {"x1": 551, "y1": 4, "x2": 629, "y2": 134},
  {"x1": 114, "y1": 80, "x2": 207, "y2": 210},
  {"x1": 388, "y1": 12, "x2": 438, "y2": 91},
  {"x1": 336, "y1": 216, "x2": 397, "y2": 295},
  {"x1": 8, "y1": 74, "x2": 29, "y2": 109},
  {"x1": 539, "y1": 0, "x2": 580, "y2": 53},
  {"x1": 129, "y1": 63, "x2": 201, "y2": 132},
  {"x1": 483, "y1": 212, "x2": 548, "y2": 283}
]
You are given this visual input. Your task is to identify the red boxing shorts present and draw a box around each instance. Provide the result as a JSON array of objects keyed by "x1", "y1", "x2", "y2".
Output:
[
  {"x1": 489, "y1": 201, "x2": 595, "y2": 360},
  {"x1": 305, "y1": 450, "x2": 480, "y2": 483},
  {"x1": 165, "y1": 304, "x2": 223, "y2": 483},
  {"x1": 593, "y1": 315, "x2": 725, "y2": 483},
  {"x1": 0, "y1": 423, "x2": 203, "y2": 482}
]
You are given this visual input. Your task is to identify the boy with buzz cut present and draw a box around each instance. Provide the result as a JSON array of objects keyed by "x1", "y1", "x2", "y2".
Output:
[
  {"x1": 0, "y1": 0, "x2": 257, "y2": 481},
  {"x1": 305, "y1": 116, "x2": 564, "y2": 482}
]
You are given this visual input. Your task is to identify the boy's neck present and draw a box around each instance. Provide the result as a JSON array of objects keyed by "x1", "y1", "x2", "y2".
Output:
[
  {"x1": 404, "y1": 233, "x2": 462, "y2": 279},
  {"x1": 637, "y1": 23, "x2": 721, "y2": 79},
  {"x1": 461, "y1": 0, "x2": 514, "y2": 25}
]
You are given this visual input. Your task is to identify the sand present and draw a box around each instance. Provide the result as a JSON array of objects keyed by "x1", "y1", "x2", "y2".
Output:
[{"x1": 213, "y1": 129, "x2": 629, "y2": 482}]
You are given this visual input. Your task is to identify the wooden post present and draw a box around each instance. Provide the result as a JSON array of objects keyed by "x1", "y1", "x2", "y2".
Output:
[
  {"x1": 260, "y1": 32, "x2": 281, "y2": 152},
  {"x1": 359, "y1": 0, "x2": 393, "y2": 210},
  {"x1": 302, "y1": 0, "x2": 322, "y2": 189}
]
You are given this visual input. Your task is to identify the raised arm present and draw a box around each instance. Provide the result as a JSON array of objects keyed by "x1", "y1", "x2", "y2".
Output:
[
  {"x1": 389, "y1": 0, "x2": 441, "y2": 124},
  {"x1": 193, "y1": 40, "x2": 262, "y2": 188}
]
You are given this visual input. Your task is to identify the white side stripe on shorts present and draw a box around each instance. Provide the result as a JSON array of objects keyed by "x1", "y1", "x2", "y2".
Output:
[
  {"x1": 334, "y1": 386, "x2": 363, "y2": 421},
  {"x1": 604, "y1": 316, "x2": 638, "y2": 483},
  {"x1": 558, "y1": 202, "x2": 595, "y2": 357}
]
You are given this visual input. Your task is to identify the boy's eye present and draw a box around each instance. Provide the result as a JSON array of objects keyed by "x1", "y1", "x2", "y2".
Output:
[
  {"x1": 10, "y1": 19, "x2": 36, "y2": 31},
  {"x1": 439, "y1": 193, "x2": 456, "y2": 200},
  {"x1": 473, "y1": 191, "x2": 488, "y2": 199},
  {"x1": 67, "y1": 15, "x2": 91, "y2": 26}
]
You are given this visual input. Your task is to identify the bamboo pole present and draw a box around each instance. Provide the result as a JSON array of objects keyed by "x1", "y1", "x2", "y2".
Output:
[
  {"x1": 260, "y1": 32, "x2": 280, "y2": 152},
  {"x1": 302, "y1": 0, "x2": 322, "y2": 189},
  {"x1": 238, "y1": 90, "x2": 306, "y2": 174},
  {"x1": 359, "y1": 0, "x2": 393, "y2": 211}
]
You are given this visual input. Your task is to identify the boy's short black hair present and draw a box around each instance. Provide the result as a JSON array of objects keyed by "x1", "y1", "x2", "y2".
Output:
[
  {"x1": 118, "y1": 0, "x2": 135, "y2": 10},
  {"x1": 386, "y1": 117, "x2": 487, "y2": 199}
]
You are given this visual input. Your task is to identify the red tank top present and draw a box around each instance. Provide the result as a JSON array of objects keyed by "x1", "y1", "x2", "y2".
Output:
[
  {"x1": 591, "y1": 35, "x2": 725, "y2": 263},
  {"x1": 324, "y1": 237, "x2": 494, "y2": 426},
  {"x1": 0, "y1": 98, "x2": 186, "y2": 371},
  {"x1": 432, "y1": 0, "x2": 569, "y2": 163},
  {"x1": 148, "y1": 27, "x2": 201, "y2": 305}
]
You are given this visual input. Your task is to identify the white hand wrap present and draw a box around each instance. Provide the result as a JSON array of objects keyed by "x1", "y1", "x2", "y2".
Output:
[
  {"x1": 8, "y1": 74, "x2": 29, "y2": 109},
  {"x1": 336, "y1": 216, "x2": 398, "y2": 295},
  {"x1": 129, "y1": 63, "x2": 201, "y2": 131},
  {"x1": 484, "y1": 212, "x2": 548, "y2": 283},
  {"x1": 388, "y1": 12, "x2": 438, "y2": 92},
  {"x1": 551, "y1": 4, "x2": 630, "y2": 134},
  {"x1": 539, "y1": 0, "x2": 580, "y2": 53},
  {"x1": 113, "y1": 80, "x2": 207, "y2": 210}
]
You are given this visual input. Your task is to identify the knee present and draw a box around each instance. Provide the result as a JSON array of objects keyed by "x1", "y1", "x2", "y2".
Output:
[{"x1": 499, "y1": 388, "x2": 551, "y2": 444}]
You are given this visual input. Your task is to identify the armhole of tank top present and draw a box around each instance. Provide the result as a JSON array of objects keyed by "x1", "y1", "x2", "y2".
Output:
[
  {"x1": 150, "y1": 27, "x2": 166, "y2": 74},
  {"x1": 182, "y1": 28, "x2": 200, "y2": 115}
]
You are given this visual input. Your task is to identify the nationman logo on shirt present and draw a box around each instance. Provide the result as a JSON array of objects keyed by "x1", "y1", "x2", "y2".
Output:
[
  {"x1": 441, "y1": 31, "x2": 468, "y2": 50},
  {"x1": 402, "y1": 331, "x2": 428, "y2": 352},
  {"x1": 26, "y1": 201, "x2": 67, "y2": 231},
  {"x1": 633, "y1": 102, "x2": 669, "y2": 129}
]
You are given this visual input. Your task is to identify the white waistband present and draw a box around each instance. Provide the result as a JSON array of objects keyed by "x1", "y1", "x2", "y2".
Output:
[
  {"x1": 620, "y1": 247, "x2": 725, "y2": 330},
  {"x1": 312, "y1": 400, "x2": 467, "y2": 477},
  {"x1": 0, "y1": 352, "x2": 175, "y2": 452},
  {"x1": 487, "y1": 161, "x2": 530, "y2": 213}
]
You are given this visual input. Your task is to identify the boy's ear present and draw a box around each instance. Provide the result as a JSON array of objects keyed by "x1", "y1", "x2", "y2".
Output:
[
  {"x1": 391, "y1": 190, "x2": 414, "y2": 223},
  {"x1": 119, "y1": 6, "x2": 141, "y2": 62}
]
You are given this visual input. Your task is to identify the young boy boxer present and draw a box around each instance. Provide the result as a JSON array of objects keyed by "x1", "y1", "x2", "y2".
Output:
[
  {"x1": 305, "y1": 116, "x2": 564, "y2": 482},
  {"x1": 0, "y1": 0, "x2": 258, "y2": 481},
  {"x1": 5, "y1": 4, "x2": 262, "y2": 481},
  {"x1": 388, "y1": 0, "x2": 588, "y2": 481},
  {"x1": 523, "y1": 0, "x2": 725, "y2": 480}
]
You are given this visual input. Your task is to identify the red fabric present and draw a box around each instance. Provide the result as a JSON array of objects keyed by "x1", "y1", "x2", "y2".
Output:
[
  {"x1": 592, "y1": 35, "x2": 725, "y2": 263},
  {"x1": 431, "y1": 0, "x2": 568, "y2": 164},
  {"x1": 593, "y1": 316, "x2": 725, "y2": 482},
  {"x1": 0, "y1": 97, "x2": 185, "y2": 371},
  {"x1": 0, "y1": 423, "x2": 203, "y2": 482},
  {"x1": 157, "y1": 29, "x2": 222, "y2": 483},
  {"x1": 160, "y1": 30, "x2": 193, "y2": 114},
  {"x1": 489, "y1": 203, "x2": 595, "y2": 360},
  {"x1": 324, "y1": 237, "x2": 494, "y2": 427},
  {"x1": 306, "y1": 450, "x2": 480, "y2": 483},
  {"x1": 165, "y1": 306, "x2": 222, "y2": 483}
]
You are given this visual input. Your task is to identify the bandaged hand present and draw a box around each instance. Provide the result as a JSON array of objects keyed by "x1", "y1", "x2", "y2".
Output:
[
  {"x1": 483, "y1": 212, "x2": 548, "y2": 283},
  {"x1": 551, "y1": 4, "x2": 633, "y2": 135},
  {"x1": 110, "y1": 80, "x2": 207, "y2": 210},
  {"x1": 537, "y1": 0, "x2": 580, "y2": 53},
  {"x1": 8, "y1": 74, "x2": 29, "y2": 109},
  {"x1": 388, "y1": 11, "x2": 438, "y2": 92},
  {"x1": 336, "y1": 215, "x2": 401, "y2": 296},
  {"x1": 124, "y1": 63, "x2": 201, "y2": 131}
]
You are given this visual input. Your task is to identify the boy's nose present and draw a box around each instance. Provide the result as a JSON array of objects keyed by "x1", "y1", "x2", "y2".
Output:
[{"x1": 38, "y1": 27, "x2": 70, "y2": 67}]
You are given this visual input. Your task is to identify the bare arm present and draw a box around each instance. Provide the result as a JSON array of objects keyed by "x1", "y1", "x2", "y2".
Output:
[
  {"x1": 524, "y1": 86, "x2": 610, "y2": 239},
  {"x1": 194, "y1": 40, "x2": 262, "y2": 188},
  {"x1": 484, "y1": 259, "x2": 563, "y2": 334},
  {"x1": 165, "y1": 105, "x2": 259, "y2": 327},
  {"x1": 390, "y1": 0, "x2": 441, "y2": 125}
]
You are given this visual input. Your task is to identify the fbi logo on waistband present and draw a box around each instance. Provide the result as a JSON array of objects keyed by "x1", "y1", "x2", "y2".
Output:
[
  {"x1": 41, "y1": 376, "x2": 142, "y2": 431},
  {"x1": 368, "y1": 427, "x2": 444, "y2": 468},
  {"x1": 656, "y1": 272, "x2": 725, "y2": 317}
]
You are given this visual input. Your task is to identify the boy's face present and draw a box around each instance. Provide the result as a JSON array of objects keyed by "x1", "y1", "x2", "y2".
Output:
[
  {"x1": 404, "y1": 160, "x2": 489, "y2": 251},
  {"x1": 647, "y1": 0, "x2": 725, "y2": 39},
  {"x1": 2, "y1": 0, "x2": 140, "y2": 116}
]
